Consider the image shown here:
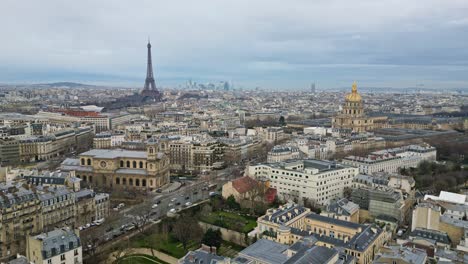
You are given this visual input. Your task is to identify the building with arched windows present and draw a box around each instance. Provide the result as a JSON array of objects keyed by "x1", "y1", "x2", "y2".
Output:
[
  {"x1": 61, "y1": 140, "x2": 169, "y2": 191},
  {"x1": 332, "y1": 82, "x2": 377, "y2": 133}
]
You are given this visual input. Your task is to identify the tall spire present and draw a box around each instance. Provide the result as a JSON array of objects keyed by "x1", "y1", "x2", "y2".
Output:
[
  {"x1": 143, "y1": 39, "x2": 157, "y2": 91},
  {"x1": 141, "y1": 39, "x2": 162, "y2": 101}
]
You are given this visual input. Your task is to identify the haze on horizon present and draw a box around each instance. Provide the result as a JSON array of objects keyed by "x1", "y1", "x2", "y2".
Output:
[{"x1": 1, "y1": 0, "x2": 468, "y2": 90}]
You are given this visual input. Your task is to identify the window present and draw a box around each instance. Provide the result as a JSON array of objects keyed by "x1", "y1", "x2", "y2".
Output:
[
  {"x1": 116, "y1": 178, "x2": 120, "y2": 185},
  {"x1": 74, "y1": 249, "x2": 79, "y2": 256},
  {"x1": 87, "y1": 158, "x2": 91, "y2": 165},
  {"x1": 81, "y1": 159, "x2": 85, "y2": 165},
  {"x1": 126, "y1": 161, "x2": 130, "y2": 167},
  {"x1": 123, "y1": 178, "x2": 127, "y2": 185},
  {"x1": 136, "y1": 179, "x2": 140, "y2": 186},
  {"x1": 139, "y1": 161, "x2": 144, "y2": 168},
  {"x1": 129, "y1": 178, "x2": 133, "y2": 186},
  {"x1": 142, "y1": 179, "x2": 146, "y2": 187},
  {"x1": 60, "y1": 254, "x2": 66, "y2": 261},
  {"x1": 120, "y1": 160, "x2": 124, "y2": 167},
  {"x1": 133, "y1": 161, "x2": 137, "y2": 168},
  {"x1": 48, "y1": 260, "x2": 52, "y2": 264}
]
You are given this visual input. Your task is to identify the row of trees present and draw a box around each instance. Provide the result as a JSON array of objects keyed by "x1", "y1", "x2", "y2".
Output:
[{"x1": 401, "y1": 160, "x2": 468, "y2": 193}]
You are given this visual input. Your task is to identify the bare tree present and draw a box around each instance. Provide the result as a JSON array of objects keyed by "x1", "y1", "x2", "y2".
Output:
[
  {"x1": 173, "y1": 216, "x2": 203, "y2": 250},
  {"x1": 108, "y1": 242, "x2": 134, "y2": 264},
  {"x1": 132, "y1": 201, "x2": 154, "y2": 233}
]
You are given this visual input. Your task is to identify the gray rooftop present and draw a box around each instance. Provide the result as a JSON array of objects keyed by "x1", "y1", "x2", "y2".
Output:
[
  {"x1": 80, "y1": 148, "x2": 147, "y2": 159},
  {"x1": 33, "y1": 227, "x2": 81, "y2": 260},
  {"x1": 238, "y1": 239, "x2": 289, "y2": 263}
]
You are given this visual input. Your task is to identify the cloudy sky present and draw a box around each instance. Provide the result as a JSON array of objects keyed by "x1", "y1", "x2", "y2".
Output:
[{"x1": 1, "y1": 0, "x2": 468, "y2": 90}]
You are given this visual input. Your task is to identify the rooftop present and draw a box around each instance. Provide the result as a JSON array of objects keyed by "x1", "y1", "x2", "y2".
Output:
[{"x1": 80, "y1": 148, "x2": 148, "y2": 159}]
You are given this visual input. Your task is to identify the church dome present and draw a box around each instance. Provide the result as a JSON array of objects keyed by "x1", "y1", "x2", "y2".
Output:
[{"x1": 345, "y1": 82, "x2": 362, "y2": 102}]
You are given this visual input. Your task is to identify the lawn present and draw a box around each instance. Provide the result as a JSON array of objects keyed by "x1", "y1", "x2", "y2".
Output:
[
  {"x1": 130, "y1": 230, "x2": 198, "y2": 259},
  {"x1": 118, "y1": 254, "x2": 169, "y2": 264},
  {"x1": 199, "y1": 211, "x2": 257, "y2": 233}
]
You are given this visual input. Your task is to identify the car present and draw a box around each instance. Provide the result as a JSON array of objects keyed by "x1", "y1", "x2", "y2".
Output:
[
  {"x1": 171, "y1": 198, "x2": 177, "y2": 202},
  {"x1": 85, "y1": 223, "x2": 91, "y2": 228},
  {"x1": 125, "y1": 225, "x2": 135, "y2": 231},
  {"x1": 151, "y1": 204, "x2": 158, "y2": 209},
  {"x1": 118, "y1": 203, "x2": 125, "y2": 208},
  {"x1": 185, "y1": 196, "x2": 190, "y2": 200},
  {"x1": 155, "y1": 200, "x2": 161, "y2": 204},
  {"x1": 193, "y1": 191, "x2": 199, "y2": 195},
  {"x1": 156, "y1": 188, "x2": 162, "y2": 193},
  {"x1": 168, "y1": 203, "x2": 174, "y2": 207},
  {"x1": 175, "y1": 202, "x2": 181, "y2": 206},
  {"x1": 185, "y1": 202, "x2": 192, "y2": 206},
  {"x1": 169, "y1": 208, "x2": 177, "y2": 213},
  {"x1": 209, "y1": 191, "x2": 218, "y2": 197},
  {"x1": 113, "y1": 207, "x2": 119, "y2": 211},
  {"x1": 79, "y1": 226, "x2": 84, "y2": 231},
  {"x1": 94, "y1": 218, "x2": 105, "y2": 226},
  {"x1": 397, "y1": 229, "x2": 404, "y2": 237}
]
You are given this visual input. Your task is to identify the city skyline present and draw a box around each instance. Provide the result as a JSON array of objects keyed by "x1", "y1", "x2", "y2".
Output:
[{"x1": 1, "y1": 0, "x2": 468, "y2": 90}]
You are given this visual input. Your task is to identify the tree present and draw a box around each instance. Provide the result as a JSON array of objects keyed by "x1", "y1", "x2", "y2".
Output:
[
  {"x1": 279, "y1": 116, "x2": 286, "y2": 126},
  {"x1": 173, "y1": 216, "x2": 203, "y2": 250},
  {"x1": 226, "y1": 195, "x2": 241, "y2": 210},
  {"x1": 201, "y1": 229, "x2": 222, "y2": 249},
  {"x1": 132, "y1": 201, "x2": 154, "y2": 233}
]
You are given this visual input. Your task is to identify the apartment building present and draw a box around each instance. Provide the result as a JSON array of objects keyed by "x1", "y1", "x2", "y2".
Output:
[
  {"x1": 267, "y1": 145, "x2": 300, "y2": 163},
  {"x1": 0, "y1": 183, "x2": 42, "y2": 261},
  {"x1": 257, "y1": 203, "x2": 387, "y2": 264},
  {"x1": 160, "y1": 135, "x2": 224, "y2": 172},
  {"x1": 37, "y1": 186, "x2": 76, "y2": 232},
  {"x1": 342, "y1": 144, "x2": 436, "y2": 175},
  {"x1": 249, "y1": 159, "x2": 358, "y2": 205},
  {"x1": 26, "y1": 227, "x2": 82, "y2": 264}
]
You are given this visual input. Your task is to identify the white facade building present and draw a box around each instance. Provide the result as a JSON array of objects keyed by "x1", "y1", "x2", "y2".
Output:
[
  {"x1": 248, "y1": 159, "x2": 358, "y2": 206},
  {"x1": 342, "y1": 144, "x2": 436, "y2": 175},
  {"x1": 267, "y1": 146, "x2": 300, "y2": 163}
]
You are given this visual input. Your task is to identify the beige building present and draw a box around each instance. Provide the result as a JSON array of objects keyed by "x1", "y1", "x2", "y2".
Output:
[
  {"x1": 27, "y1": 227, "x2": 82, "y2": 264},
  {"x1": 257, "y1": 203, "x2": 387, "y2": 264},
  {"x1": 160, "y1": 135, "x2": 224, "y2": 173},
  {"x1": 75, "y1": 189, "x2": 96, "y2": 227},
  {"x1": 62, "y1": 140, "x2": 170, "y2": 191},
  {"x1": 38, "y1": 186, "x2": 76, "y2": 232},
  {"x1": 320, "y1": 198, "x2": 360, "y2": 223},
  {"x1": 0, "y1": 183, "x2": 43, "y2": 262},
  {"x1": 95, "y1": 192, "x2": 110, "y2": 220},
  {"x1": 267, "y1": 145, "x2": 300, "y2": 163},
  {"x1": 332, "y1": 82, "x2": 377, "y2": 133},
  {"x1": 18, "y1": 127, "x2": 93, "y2": 163},
  {"x1": 411, "y1": 202, "x2": 441, "y2": 231}
]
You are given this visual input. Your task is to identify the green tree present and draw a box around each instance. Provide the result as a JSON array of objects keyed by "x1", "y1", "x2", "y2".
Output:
[
  {"x1": 226, "y1": 195, "x2": 241, "y2": 210},
  {"x1": 201, "y1": 229, "x2": 222, "y2": 249},
  {"x1": 279, "y1": 116, "x2": 286, "y2": 126}
]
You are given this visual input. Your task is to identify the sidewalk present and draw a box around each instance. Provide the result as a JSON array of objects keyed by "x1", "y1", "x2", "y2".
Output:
[{"x1": 161, "y1": 181, "x2": 181, "y2": 193}]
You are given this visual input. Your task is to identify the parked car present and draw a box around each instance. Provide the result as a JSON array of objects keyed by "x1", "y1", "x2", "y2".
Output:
[
  {"x1": 185, "y1": 202, "x2": 192, "y2": 207},
  {"x1": 152, "y1": 204, "x2": 158, "y2": 209}
]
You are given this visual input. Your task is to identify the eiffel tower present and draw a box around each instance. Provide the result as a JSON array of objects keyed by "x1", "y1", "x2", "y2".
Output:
[{"x1": 141, "y1": 40, "x2": 162, "y2": 101}]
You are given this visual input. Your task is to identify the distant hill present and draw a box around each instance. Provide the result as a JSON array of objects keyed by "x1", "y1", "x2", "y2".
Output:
[{"x1": 36, "y1": 82, "x2": 97, "y2": 88}]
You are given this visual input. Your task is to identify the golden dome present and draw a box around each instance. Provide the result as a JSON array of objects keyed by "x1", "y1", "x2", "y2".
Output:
[{"x1": 345, "y1": 81, "x2": 362, "y2": 102}]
